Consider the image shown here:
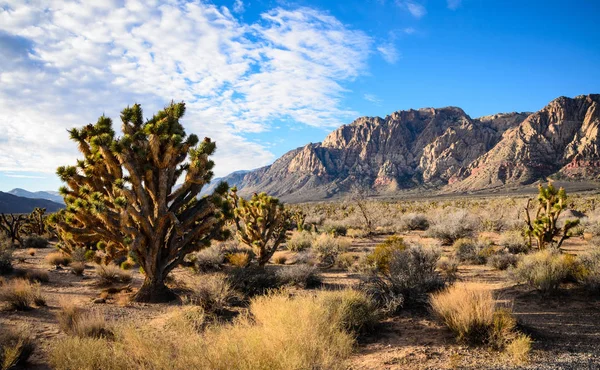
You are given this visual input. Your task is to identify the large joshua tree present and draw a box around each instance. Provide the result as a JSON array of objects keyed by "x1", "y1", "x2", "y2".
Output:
[{"x1": 52, "y1": 102, "x2": 229, "y2": 302}]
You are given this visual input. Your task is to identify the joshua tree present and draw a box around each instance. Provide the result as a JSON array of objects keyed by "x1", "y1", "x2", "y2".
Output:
[
  {"x1": 0, "y1": 214, "x2": 27, "y2": 245},
  {"x1": 229, "y1": 188, "x2": 290, "y2": 266},
  {"x1": 292, "y1": 210, "x2": 306, "y2": 232},
  {"x1": 524, "y1": 182, "x2": 579, "y2": 250},
  {"x1": 51, "y1": 102, "x2": 229, "y2": 302},
  {"x1": 27, "y1": 207, "x2": 47, "y2": 236}
]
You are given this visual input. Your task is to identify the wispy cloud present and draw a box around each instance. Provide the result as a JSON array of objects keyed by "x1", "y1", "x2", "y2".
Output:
[
  {"x1": 396, "y1": 1, "x2": 427, "y2": 18},
  {"x1": 377, "y1": 43, "x2": 400, "y2": 63},
  {"x1": 0, "y1": 2, "x2": 372, "y2": 177},
  {"x1": 3, "y1": 174, "x2": 46, "y2": 179},
  {"x1": 403, "y1": 27, "x2": 416, "y2": 34},
  {"x1": 364, "y1": 94, "x2": 382, "y2": 104},
  {"x1": 447, "y1": 0, "x2": 462, "y2": 10},
  {"x1": 233, "y1": 0, "x2": 245, "y2": 14}
]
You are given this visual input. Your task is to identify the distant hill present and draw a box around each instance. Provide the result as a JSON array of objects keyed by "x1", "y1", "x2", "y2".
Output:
[
  {"x1": 0, "y1": 192, "x2": 65, "y2": 213},
  {"x1": 8, "y1": 188, "x2": 65, "y2": 204},
  {"x1": 216, "y1": 94, "x2": 600, "y2": 202},
  {"x1": 200, "y1": 170, "x2": 250, "y2": 196}
]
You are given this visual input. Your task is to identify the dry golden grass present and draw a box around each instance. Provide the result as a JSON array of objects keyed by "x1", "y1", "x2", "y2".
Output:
[
  {"x1": 0, "y1": 326, "x2": 35, "y2": 370},
  {"x1": 45, "y1": 252, "x2": 72, "y2": 267},
  {"x1": 95, "y1": 264, "x2": 132, "y2": 286},
  {"x1": 430, "y1": 283, "x2": 496, "y2": 344},
  {"x1": 271, "y1": 252, "x2": 287, "y2": 265},
  {"x1": 226, "y1": 252, "x2": 251, "y2": 267},
  {"x1": 57, "y1": 300, "x2": 112, "y2": 339},
  {"x1": 50, "y1": 289, "x2": 371, "y2": 370},
  {"x1": 27, "y1": 249, "x2": 36, "y2": 257},
  {"x1": 70, "y1": 262, "x2": 85, "y2": 276},
  {"x1": 506, "y1": 334, "x2": 532, "y2": 364},
  {"x1": 0, "y1": 279, "x2": 45, "y2": 310}
]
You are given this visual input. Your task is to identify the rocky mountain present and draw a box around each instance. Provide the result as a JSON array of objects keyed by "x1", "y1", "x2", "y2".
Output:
[
  {"x1": 0, "y1": 192, "x2": 65, "y2": 213},
  {"x1": 216, "y1": 94, "x2": 600, "y2": 202},
  {"x1": 8, "y1": 188, "x2": 65, "y2": 204}
]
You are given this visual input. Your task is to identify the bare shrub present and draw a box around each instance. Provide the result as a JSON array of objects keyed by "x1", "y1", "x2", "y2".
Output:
[
  {"x1": 487, "y1": 251, "x2": 518, "y2": 271},
  {"x1": 186, "y1": 274, "x2": 241, "y2": 313},
  {"x1": 399, "y1": 213, "x2": 429, "y2": 231},
  {"x1": 276, "y1": 265, "x2": 321, "y2": 288},
  {"x1": 426, "y1": 210, "x2": 476, "y2": 245},
  {"x1": 453, "y1": 238, "x2": 490, "y2": 265},
  {"x1": 191, "y1": 244, "x2": 224, "y2": 272},
  {"x1": 578, "y1": 247, "x2": 600, "y2": 293},
  {"x1": 437, "y1": 256, "x2": 459, "y2": 280},
  {"x1": 226, "y1": 267, "x2": 280, "y2": 298},
  {"x1": 271, "y1": 252, "x2": 287, "y2": 265}
]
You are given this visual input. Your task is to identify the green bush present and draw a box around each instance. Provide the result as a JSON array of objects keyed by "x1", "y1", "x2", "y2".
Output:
[
  {"x1": 509, "y1": 249, "x2": 574, "y2": 294},
  {"x1": 312, "y1": 234, "x2": 349, "y2": 267},
  {"x1": 366, "y1": 236, "x2": 407, "y2": 273},
  {"x1": 22, "y1": 235, "x2": 48, "y2": 249},
  {"x1": 453, "y1": 238, "x2": 489, "y2": 265},
  {"x1": 286, "y1": 231, "x2": 314, "y2": 252}
]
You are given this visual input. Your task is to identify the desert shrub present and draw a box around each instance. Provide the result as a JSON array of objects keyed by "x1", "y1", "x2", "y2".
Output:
[
  {"x1": 499, "y1": 230, "x2": 530, "y2": 254},
  {"x1": 286, "y1": 231, "x2": 314, "y2": 252},
  {"x1": 400, "y1": 213, "x2": 429, "y2": 231},
  {"x1": 437, "y1": 256, "x2": 459, "y2": 280},
  {"x1": 57, "y1": 302, "x2": 112, "y2": 339},
  {"x1": 71, "y1": 262, "x2": 85, "y2": 276},
  {"x1": 225, "y1": 251, "x2": 252, "y2": 268},
  {"x1": 0, "y1": 327, "x2": 35, "y2": 370},
  {"x1": 226, "y1": 267, "x2": 280, "y2": 298},
  {"x1": 50, "y1": 290, "x2": 363, "y2": 370},
  {"x1": 0, "y1": 279, "x2": 45, "y2": 310},
  {"x1": 0, "y1": 242, "x2": 14, "y2": 275},
  {"x1": 366, "y1": 235, "x2": 407, "y2": 273},
  {"x1": 453, "y1": 238, "x2": 489, "y2": 265},
  {"x1": 95, "y1": 264, "x2": 132, "y2": 286},
  {"x1": 190, "y1": 244, "x2": 224, "y2": 272},
  {"x1": 271, "y1": 252, "x2": 287, "y2": 265},
  {"x1": 430, "y1": 283, "x2": 523, "y2": 350},
  {"x1": 22, "y1": 235, "x2": 48, "y2": 249},
  {"x1": 324, "y1": 224, "x2": 347, "y2": 237},
  {"x1": 336, "y1": 252, "x2": 356, "y2": 270},
  {"x1": 19, "y1": 269, "x2": 50, "y2": 283},
  {"x1": 186, "y1": 274, "x2": 241, "y2": 313},
  {"x1": 361, "y1": 245, "x2": 444, "y2": 312},
  {"x1": 346, "y1": 228, "x2": 368, "y2": 238},
  {"x1": 312, "y1": 233, "x2": 349, "y2": 267},
  {"x1": 165, "y1": 305, "x2": 212, "y2": 333},
  {"x1": 487, "y1": 251, "x2": 519, "y2": 271},
  {"x1": 579, "y1": 248, "x2": 600, "y2": 292},
  {"x1": 509, "y1": 249, "x2": 573, "y2": 294},
  {"x1": 426, "y1": 210, "x2": 475, "y2": 244},
  {"x1": 293, "y1": 250, "x2": 317, "y2": 266},
  {"x1": 506, "y1": 334, "x2": 533, "y2": 364},
  {"x1": 46, "y1": 252, "x2": 71, "y2": 267},
  {"x1": 318, "y1": 289, "x2": 379, "y2": 335},
  {"x1": 27, "y1": 249, "x2": 35, "y2": 256},
  {"x1": 276, "y1": 265, "x2": 321, "y2": 288}
]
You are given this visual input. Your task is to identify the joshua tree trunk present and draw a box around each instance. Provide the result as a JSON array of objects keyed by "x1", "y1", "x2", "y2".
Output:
[{"x1": 135, "y1": 270, "x2": 175, "y2": 303}]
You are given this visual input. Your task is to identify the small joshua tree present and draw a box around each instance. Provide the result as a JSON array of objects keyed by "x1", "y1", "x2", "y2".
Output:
[
  {"x1": 229, "y1": 188, "x2": 290, "y2": 267},
  {"x1": 50, "y1": 102, "x2": 229, "y2": 302},
  {"x1": 0, "y1": 214, "x2": 27, "y2": 245},
  {"x1": 293, "y1": 210, "x2": 306, "y2": 232},
  {"x1": 27, "y1": 208, "x2": 47, "y2": 236},
  {"x1": 524, "y1": 182, "x2": 579, "y2": 250}
]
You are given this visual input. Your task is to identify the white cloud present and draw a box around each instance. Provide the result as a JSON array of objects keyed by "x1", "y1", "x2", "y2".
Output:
[
  {"x1": 377, "y1": 43, "x2": 400, "y2": 63},
  {"x1": 363, "y1": 94, "x2": 382, "y2": 104},
  {"x1": 447, "y1": 0, "x2": 462, "y2": 10},
  {"x1": 233, "y1": 0, "x2": 245, "y2": 13},
  {"x1": 403, "y1": 27, "x2": 416, "y2": 34},
  {"x1": 396, "y1": 1, "x2": 427, "y2": 18},
  {"x1": 0, "y1": 1, "x2": 372, "y2": 178}
]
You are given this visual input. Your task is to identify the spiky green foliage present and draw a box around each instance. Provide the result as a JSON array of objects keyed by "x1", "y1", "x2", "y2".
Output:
[
  {"x1": 230, "y1": 189, "x2": 291, "y2": 267},
  {"x1": 25, "y1": 208, "x2": 47, "y2": 236},
  {"x1": 0, "y1": 214, "x2": 26, "y2": 246},
  {"x1": 51, "y1": 102, "x2": 230, "y2": 302},
  {"x1": 524, "y1": 182, "x2": 579, "y2": 250},
  {"x1": 292, "y1": 210, "x2": 306, "y2": 232}
]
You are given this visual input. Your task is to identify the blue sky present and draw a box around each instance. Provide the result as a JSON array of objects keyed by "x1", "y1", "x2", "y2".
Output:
[{"x1": 0, "y1": 0, "x2": 599, "y2": 192}]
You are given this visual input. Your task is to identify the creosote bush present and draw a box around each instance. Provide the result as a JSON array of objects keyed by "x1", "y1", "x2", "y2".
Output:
[
  {"x1": 312, "y1": 233, "x2": 349, "y2": 267},
  {"x1": 399, "y1": 213, "x2": 430, "y2": 231},
  {"x1": 509, "y1": 249, "x2": 576, "y2": 294},
  {"x1": 50, "y1": 290, "x2": 371, "y2": 370},
  {"x1": 286, "y1": 231, "x2": 314, "y2": 252},
  {"x1": 366, "y1": 235, "x2": 407, "y2": 273},
  {"x1": 487, "y1": 251, "x2": 518, "y2": 271},
  {"x1": 22, "y1": 235, "x2": 48, "y2": 249},
  {"x1": 453, "y1": 238, "x2": 490, "y2": 265},
  {"x1": 499, "y1": 230, "x2": 530, "y2": 254},
  {"x1": 0, "y1": 279, "x2": 45, "y2": 310}
]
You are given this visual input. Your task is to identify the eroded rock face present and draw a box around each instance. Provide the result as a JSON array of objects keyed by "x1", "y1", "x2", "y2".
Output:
[
  {"x1": 218, "y1": 94, "x2": 599, "y2": 201},
  {"x1": 453, "y1": 94, "x2": 600, "y2": 191}
]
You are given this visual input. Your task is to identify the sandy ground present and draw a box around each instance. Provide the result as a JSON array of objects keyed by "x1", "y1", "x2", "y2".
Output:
[{"x1": 2, "y1": 233, "x2": 600, "y2": 369}]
